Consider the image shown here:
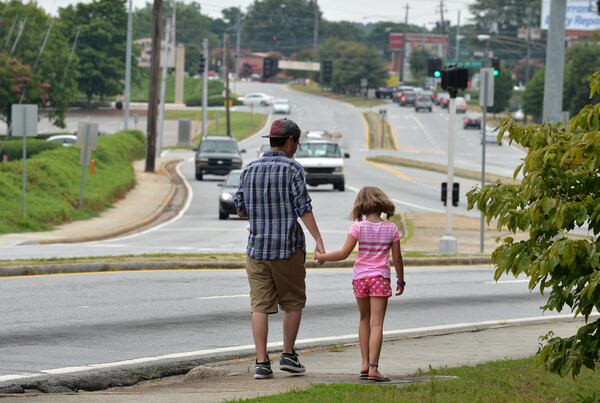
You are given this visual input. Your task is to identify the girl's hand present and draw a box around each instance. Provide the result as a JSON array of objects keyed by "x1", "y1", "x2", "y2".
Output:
[
  {"x1": 315, "y1": 251, "x2": 326, "y2": 264},
  {"x1": 395, "y1": 283, "x2": 405, "y2": 296}
]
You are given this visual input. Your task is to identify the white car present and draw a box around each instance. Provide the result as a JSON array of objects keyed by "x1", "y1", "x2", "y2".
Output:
[
  {"x1": 46, "y1": 134, "x2": 77, "y2": 146},
  {"x1": 272, "y1": 99, "x2": 291, "y2": 114},
  {"x1": 455, "y1": 97, "x2": 468, "y2": 113},
  {"x1": 239, "y1": 92, "x2": 273, "y2": 106},
  {"x1": 294, "y1": 139, "x2": 349, "y2": 191},
  {"x1": 482, "y1": 127, "x2": 502, "y2": 145}
]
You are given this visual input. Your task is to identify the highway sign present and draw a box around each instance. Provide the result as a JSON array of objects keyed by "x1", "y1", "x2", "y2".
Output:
[{"x1": 445, "y1": 60, "x2": 482, "y2": 69}]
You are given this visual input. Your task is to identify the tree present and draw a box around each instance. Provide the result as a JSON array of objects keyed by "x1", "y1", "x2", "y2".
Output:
[
  {"x1": 242, "y1": 0, "x2": 320, "y2": 54},
  {"x1": 409, "y1": 47, "x2": 431, "y2": 83},
  {"x1": 317, "y1": 38, "x2": 386, "y2": 94},
  {"x1": 59, "y1": 0, "x2": 128, "y2": 104},
  {"x1": 490, "y1": 66, "x2": 514, "y2": 113},
  {"x1": 321, "y1": 21, "x2": 365, "y2": 43},
  {"x1": 523, "y1": 68, "x2": 544, "y2": 120},
  {"x1": 563, "y1": 43, "x2": 600, "y2": 117},
  {"x1": 467, "y1": 72, "x2": 600, "y2": 378},
  {"x1": 0, "y1": 1, "x2": 77, "y2": 127},
  {"x1": 469, "y1": 0, "x2": 541, "y2": 37}
]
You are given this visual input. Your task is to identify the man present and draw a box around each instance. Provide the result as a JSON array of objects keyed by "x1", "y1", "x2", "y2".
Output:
[{"x1": 235, "y1": 118, "x2": 325, "y2": 380}]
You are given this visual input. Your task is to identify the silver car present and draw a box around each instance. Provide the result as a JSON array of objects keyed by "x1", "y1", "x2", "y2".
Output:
[
  {"x1": 272, "y1": 99, "x2": 291, "y2": 114},
  {"x1": 415, "y1": 95, "x2": 432, "y2": 112}
]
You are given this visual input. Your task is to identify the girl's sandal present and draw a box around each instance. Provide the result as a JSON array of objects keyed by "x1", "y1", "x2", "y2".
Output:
[
  {"x1": 359, "y1": 370, "x2": 369, "y2": 379},
  {"x1": 367, "y1": 363, "x2": 391, "y2": 382}
]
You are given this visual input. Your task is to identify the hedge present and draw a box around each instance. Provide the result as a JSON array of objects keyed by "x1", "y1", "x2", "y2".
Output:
[{"x1": 0, "y1": 138, "x2": 61, "y2": 161}]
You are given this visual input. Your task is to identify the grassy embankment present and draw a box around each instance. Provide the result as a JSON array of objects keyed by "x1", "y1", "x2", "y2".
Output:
[
  {"x1": 362, "y1": 112, "x2": 398, "y2": 150},
  {"x1": 290, "y1": 83, "x2": 385, "y2": 107},
  {"x1": 163, "y1": 110, "x2": 267, "y2": 143},
  {"x1": 0, "y1": 131, "x2": 145, "y2": 234},
  {"x1": 242, "y1": 356, "x2": 600, "y2": 402}
]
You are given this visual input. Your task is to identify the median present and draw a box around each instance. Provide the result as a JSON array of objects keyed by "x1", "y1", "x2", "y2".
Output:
[{"x1": 362, "y1": 112, "x2": 399, "y2": 150}]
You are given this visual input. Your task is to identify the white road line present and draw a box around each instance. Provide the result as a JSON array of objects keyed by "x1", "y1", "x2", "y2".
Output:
[
  {"x1": 346, "y1": 185, "x2": 444, "y2": 213},
  {"x1": 409, "y1": 114, "x2": 443, "y2": 152},
  {"x1": 486, "y1": 279, "x2": 529, "y2": 284},
  {"x1": 3, "y1": 314, "x2": 595, "y2": 383},
  {"x1": 196, "y1": 294, "x2": 249, "y2": 300}
]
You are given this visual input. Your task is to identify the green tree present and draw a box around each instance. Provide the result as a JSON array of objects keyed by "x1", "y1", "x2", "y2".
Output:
[
  {"x1": 59, "y1": 0, "x2": 128, "y2": 104},
  {"x1": 409, "y1": 47, "x2": 431, "y2": 84},
  {"x1": 523, "y1": 68, "x2": 544, "y2": 120},
  {"x1": 469, "y1": 0, "x2": 541, "y2": 37},
  {"x1": 0, "y1": 1, "x2": 77, "y2": 127},
  {"x1": 242, "y1": 0, "x2": 320, "y2": 54},
  {"x1": 467, "y1": 72, "x2": 600, "y2": 378},
  {"x1": 490, "y1": 66, "x2": 514, "y2": 113},
  {"x1": 563, "y1": 43, "x2": 600, "y2": 117},
  {"x1": 317, "y1": 38, "x2": 386, "y2": 94},
  {"x1": 321, "y1": 21, "x2": 365, "y2": 43}
]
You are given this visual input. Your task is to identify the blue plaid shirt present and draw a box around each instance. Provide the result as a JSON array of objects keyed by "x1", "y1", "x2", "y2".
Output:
[{"x1": 235, "y1": 150, "x2": 312, "y2": 260}]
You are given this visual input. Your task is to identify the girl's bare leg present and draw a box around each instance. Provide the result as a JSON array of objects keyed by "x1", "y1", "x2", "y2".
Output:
[
  {"x1": 356, "y1": 297, "x2": 371, "y2": 373},
  {"x1": 367, "y1": 296, "x2": 388, "y2": 378}
]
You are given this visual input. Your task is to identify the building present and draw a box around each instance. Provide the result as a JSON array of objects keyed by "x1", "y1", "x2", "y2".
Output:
[
  {"x1": 135, "y1": 38, "x2": 176, "y2": 69},
  {"x1": 388, "y1": 33, "x2": 448, "y2": 83}
]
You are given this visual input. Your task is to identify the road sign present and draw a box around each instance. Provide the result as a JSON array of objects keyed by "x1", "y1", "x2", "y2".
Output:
[
  {"x1": 76, "y1": 123, "x2": 99, "y2": 209},
  {"x1": 479, "y1": 68, "x2": 495, "y2": 107},
  {"x1": 11, "y1": 104, "x2": 38, "y2": 137},
  {"x1": 444, "y1": 60, "x2": 482, "y2": 69}
]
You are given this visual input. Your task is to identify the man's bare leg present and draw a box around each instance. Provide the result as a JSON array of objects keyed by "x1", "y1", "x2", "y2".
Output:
[
  {"x1": 252, "y1": 312, "x2": 269, "y2": 362},
  {"x1": 282, "y1": 310, "x2": 302, "y2": 354}
]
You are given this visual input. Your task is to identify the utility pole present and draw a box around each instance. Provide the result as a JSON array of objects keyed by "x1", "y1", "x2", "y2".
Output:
[
  {"x1": 400, "y1": 4, "x2": 409, "y2": 83},
  {"x1": 201, "y1": 38, "x2": 209, "y2": 138},
  {"x1": 235, "y1": 7, "x2": 241, "y2": 80},
  {"x1": 479, "y1": 36, "x2": 491, "y2": 253},
  {"x1": 157, "y1": 18, "x2": 171, "y2": 158},
  {"x1": 313, "y1": 0, "x2": 319, "y2": 49},
  {"x1": 454, "y1": 10, "x2": 461, "y2": 61},
  {"x1": 543, "y1": 0, "x2": 567, "y2": 122},
  {"x1": 124, "y1": 0, "x2": 133, "y2": 130},
  {"x1": 439, "y1": 0, "x2": 446, "y2": 56},
  {"x1": 145, "y1": 0, "x2": 163, "y2": 173},
  {"x1": 224, "y1": 33, "x2": 231, "y2": 137},
  {"x1": 525, "y1": 6, "x2": 533, "y2": 84}
]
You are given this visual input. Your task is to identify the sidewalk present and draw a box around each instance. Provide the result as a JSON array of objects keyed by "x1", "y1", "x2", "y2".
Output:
[
  {"x1": 0, "y1": 159, "x2": 179, "y2": 247},
  {"x1": 0, "y1": 317, "x2": 586, "y2": 402}
]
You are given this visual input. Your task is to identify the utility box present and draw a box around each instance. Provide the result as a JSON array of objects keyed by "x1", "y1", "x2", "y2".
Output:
[{"x1": 177, "y1": 120, "x2": 192, "y2": 147}]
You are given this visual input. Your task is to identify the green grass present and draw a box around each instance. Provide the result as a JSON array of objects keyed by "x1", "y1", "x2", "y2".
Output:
[
  {"x1": 0, "y1": 131, "x2": 145, "y2": 234},
  {"x1": 363, "y1": 112, "x2": 397, "y2": 150},
  {"x1": 130, "y1": 73, "x2": 223, "y2": 103},
  {"x1": 238, "y1": 356, "x2": 600, "y2": 402},
  {"x1": 290, "y1": 83, "x2": 386, "y2": 107}
]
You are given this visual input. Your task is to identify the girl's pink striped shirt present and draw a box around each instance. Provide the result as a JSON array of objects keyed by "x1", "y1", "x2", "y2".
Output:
[{"x1": 348, "y1": 220, "x2": 400, "y2": 280}]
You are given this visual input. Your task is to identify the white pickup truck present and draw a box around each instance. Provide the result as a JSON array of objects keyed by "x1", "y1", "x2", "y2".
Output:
[{"x1": 295, "y1": 131, "x2": 349, "y2": 191}]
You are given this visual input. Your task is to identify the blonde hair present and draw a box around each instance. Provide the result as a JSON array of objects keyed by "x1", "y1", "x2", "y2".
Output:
[{"x1": 351, "y1": 186, "x2": 395, "y2": 221}]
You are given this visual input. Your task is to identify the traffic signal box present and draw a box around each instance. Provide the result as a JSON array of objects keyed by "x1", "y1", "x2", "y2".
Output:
[
  {"x1": 322, "y1": 60, "x2": 333, "y2": 84},
  {"x1": 441, "y1": 66, "x2": 469, "y2": 97},
  {"x1": 198, "y1": 54, "x2": 206, "y2": 75},
  {"x1": 427, "y1": 58, "x2": 443, "y2": 78},
  {"x1": 441, "y1": 182, "x2": 460, "y2": 207},
  {"x1": 491, "y1": 57, "x2": 500, "y2": 77},
  {"x1": 262, "y1": 57, "x2": 278, "y2": 80}
]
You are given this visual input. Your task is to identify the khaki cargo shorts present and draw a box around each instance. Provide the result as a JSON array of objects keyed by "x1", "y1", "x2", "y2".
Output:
[{"x1": 246, "y1": 249, "x2": 306, "y2": 314}]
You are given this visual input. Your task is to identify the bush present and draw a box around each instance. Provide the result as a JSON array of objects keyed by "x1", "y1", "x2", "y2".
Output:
[
  {"x1": 0, "y1": 138, "x2": 61, "y2": 161},
  {"x1": 185, "y1": 95, "x2": 243, "y2": 107},
  {"x1": 0, "y1": 130, "x2": 145, "y2": 234}
]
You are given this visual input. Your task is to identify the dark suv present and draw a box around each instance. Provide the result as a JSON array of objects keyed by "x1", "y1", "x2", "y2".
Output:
[{"x1": 194, "y1": 136, "x2": 245, "y2": 181}]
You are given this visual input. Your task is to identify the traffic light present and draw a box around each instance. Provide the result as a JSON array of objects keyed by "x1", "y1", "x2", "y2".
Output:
[
  {"x1": 427, "y1": 58, "x2": 443, "y2": 78},
  {"x1": 441, "y1": 66, "x2": 469, "y2": 93},
  {"x1": 322, "y1": 60, "x2": 333, "y2": 84},
  {"x1": 491, "y1": 57, "x2": 500, "y2": 77},
  {"x1": 198, "y1": 54, "x2": 206, "y2": 75},
  {"x1": 441, "y1": 182, "x2": 460, "y2": 207},
  {"x1": 262, "y1": 57, "x2": 278, "y2": 79}
]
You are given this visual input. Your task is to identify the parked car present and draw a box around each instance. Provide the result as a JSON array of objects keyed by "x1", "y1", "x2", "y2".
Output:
[
  {"x1": 294, "y1": 139, "x2": 349, "y2": 191},
  {"x1": 46, "y1": 134, "x2": 77, "y2": 146},
  {"x1": 272, "y1": 99, "x2": 291, "y2": 114},
  {"x1": 463, "y1": 115, "x2": 482, "y2": 129},
  {"x1": 399, "y1": 91, "x2": 416, "y2": 106},
  {"x1": 217, "y1": 169, "x2": 242, "y2": 220},
  {"x1": 482, "y1": 127, "x2": 502, "y2": 145},
  {"x1": 239, "y1": 92, "x2": 273, "y2": 106},
  {"x1": 194, "y1": 136, "x2": 245, "y2": 180},
  {"x1": 455, "y1": 97, "x2": 468, "y2": 113},
  {"x1": 414, "y1": 95, "x2": 432, "y2": 112}
]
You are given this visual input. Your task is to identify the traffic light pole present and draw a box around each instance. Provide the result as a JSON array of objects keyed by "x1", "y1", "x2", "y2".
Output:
[
  {"x1": 439, "y1": 90, "x2": 458, "y2": 254},
  {"x1": 224, "y1": 33, "x2": 231, "y2": 137},
  {"x1": 201, "y1": 38, "x2": 208, "y2": 138}
]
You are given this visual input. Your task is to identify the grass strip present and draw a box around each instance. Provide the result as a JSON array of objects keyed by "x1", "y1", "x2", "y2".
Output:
[
  {"x1": 368, "y1": 155, "x2": 517, "y2": 185},
  {"x1": 362, "y1": 112, "x2": 398, "y2": 150},
  {"x1": 240, "y1": 356, "x2": 600, "y2": 402},
  {"x1": 130, "y1": 73, "x2": 223, "y2": 103},
  {"x1": 289, "y1": 83, "x2": 385, "y2": 107},
  {"x1": 0, "y1": 131, "x2": 145, "y2": 234}
]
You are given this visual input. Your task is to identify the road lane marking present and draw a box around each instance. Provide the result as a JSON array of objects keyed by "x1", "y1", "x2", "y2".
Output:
[
  {"x1": 388, "y1": 120, "x2": 400, "y2": 151},
  {"x1": 360, "y1": 112, "x2": 370, "y2": 149},
  {"x1": 3, "y1": 313, "x2": 596, "y2": 382},
  {"x1": 196, "y1": 294, "x2": 249, "y2": 300},
  {"x1": 409, "y1": 114, "x2": 443, "y2": 152},
  {"x1": 364, "y1": 158, "x2": 410, "y2": 180},
  {"x1": 347, "y1": 185, "x2": 444, "y2": 213},
  {"x1": 486, "y1": 279, "x2": 529, "y2": 284}
]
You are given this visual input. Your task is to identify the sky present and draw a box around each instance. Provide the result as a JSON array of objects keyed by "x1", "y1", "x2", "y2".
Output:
[{"x1": 35, "y1": 0, "x2": 475, "y2": 28}]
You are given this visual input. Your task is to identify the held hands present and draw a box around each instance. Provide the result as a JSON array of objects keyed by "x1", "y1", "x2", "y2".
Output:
[{"x1": 314, "y1": 240, "x2": 326, "y2": 265}]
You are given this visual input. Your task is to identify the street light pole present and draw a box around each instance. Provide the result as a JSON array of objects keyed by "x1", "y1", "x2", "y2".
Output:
[
  {"x1": 123, "y1": 0, "x2": 133, "y2": 130},
  {"x1": 542, "y1": 0, "x2": 567, "y2": 122},
  {"x1": 478, "y1": 34, "x2": 491, "y2": 253}
]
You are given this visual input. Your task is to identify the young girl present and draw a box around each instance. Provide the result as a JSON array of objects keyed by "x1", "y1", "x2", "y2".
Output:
[{"x1": 315, "y1": 186, "x2": 405, "y2": 382}]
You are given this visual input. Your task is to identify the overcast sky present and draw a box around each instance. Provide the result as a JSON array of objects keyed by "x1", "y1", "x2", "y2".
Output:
[{"x1": 36, "y1": 0, "x2": 475, "y2": 27}]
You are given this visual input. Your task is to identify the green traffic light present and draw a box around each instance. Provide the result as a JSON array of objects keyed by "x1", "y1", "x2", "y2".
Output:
[
  {"x1": 434, "y1": 71, "x2": 441, "y2": 78},
  {"x1": 493, "y1": 69, "x2": 499, "y2": 77}
]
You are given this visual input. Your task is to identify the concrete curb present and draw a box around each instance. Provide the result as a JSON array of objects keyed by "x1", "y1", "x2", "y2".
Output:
[
  {"x1": 0, "y1": 314, "x2": 594, "y2": 394},
  {"x1": 29, "y1": 159, "x2": 184, "y2": 246},
  {"x1": 0, "y1": 256, "x2": 492, "y2": 277}
]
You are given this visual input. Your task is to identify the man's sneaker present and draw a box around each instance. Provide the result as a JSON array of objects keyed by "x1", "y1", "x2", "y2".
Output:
[
  {"x1": 279, "y1": 351, "x2": 306, "y2": 373},
  {"x1": 254, "y1": 359, "x2": 273, "y2": 379}
]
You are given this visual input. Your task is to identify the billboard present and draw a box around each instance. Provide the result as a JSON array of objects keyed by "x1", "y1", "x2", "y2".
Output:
[{"x1": 541, "y1": 0, "x2": 600, "y2": 31}]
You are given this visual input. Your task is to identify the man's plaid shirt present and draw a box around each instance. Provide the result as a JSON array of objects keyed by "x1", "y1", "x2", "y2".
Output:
[{"x1": 235, "y1": 150, "x2": 312, "y2": 260}]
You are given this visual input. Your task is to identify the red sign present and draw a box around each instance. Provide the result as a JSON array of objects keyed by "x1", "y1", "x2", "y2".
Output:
[{"x1": 389, "y1": 33, "x2": 448, "y2": 50}]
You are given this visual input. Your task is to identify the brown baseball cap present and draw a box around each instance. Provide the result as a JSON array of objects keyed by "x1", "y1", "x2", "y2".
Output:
[{"x1": 262, "y1": 118, "x2": 301, "y2": 138}]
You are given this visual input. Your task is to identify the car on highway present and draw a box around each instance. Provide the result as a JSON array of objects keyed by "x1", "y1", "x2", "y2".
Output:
[
  {"x1": 256, "y1": 143, "x2": 270, "y2": 158},
  {"x1": 454, "y1": 97, "x2": 468, "y2": 113},
  {"x1": 414, "y1": 95, "x2": 432, "y2": 112},
  {"x1": 217, "y1": 169, "x2": 242, "y2": 220},
  {"x1": 194, "y1": 136, "x2": 245, "y2": 180},
  {"x1": 295, "y1": 138, "x2": 349, "y2": 191},
  {"x1": 393, "y1": 86, "x2": 413, "y2": 103},
  {"x1": 375, "y1": 86, "x2": 395, "y2": 99},
  {"x1": 399, "y1": 91, "x2": 416, "y2": 106},
  {"x1": 239, "y1": 92, "x2": 273, "y2": 106},
  {"x1": 438, "y1": 93, "x2": 450, "y2": 108},
  {"x1": 463, "y1": 115, "x2": 482, "y2": 129},
  {"x1": 272, "y1": 99, "x2": 291, "y2": 114},
  {"x1": 46, "y1": 134, "x2": 77, "y2": 146},
  {"x1": 482, "y1": 127, "x2": 502, "y2": 145}
]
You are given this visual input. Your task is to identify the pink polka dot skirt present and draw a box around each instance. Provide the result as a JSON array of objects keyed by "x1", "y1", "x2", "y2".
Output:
[{"x1": 352, "y1": 275, "x2": 392, "y2": 298}]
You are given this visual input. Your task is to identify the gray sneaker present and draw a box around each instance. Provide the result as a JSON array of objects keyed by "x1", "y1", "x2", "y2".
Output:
[
  {"x1": 254, "y1": 359, "x2": 273, "y2": 379},
  {"x1": 279, "y1": 351, "x2": 305, "y2": 373}
]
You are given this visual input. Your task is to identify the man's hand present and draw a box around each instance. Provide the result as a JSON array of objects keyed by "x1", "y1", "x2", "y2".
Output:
[
  {"x1": 315, "y1": 239, "x2": 325, "y2": 265},
  {"x1": 237, "y1": 208, "x2": 248, "y2": 218}
]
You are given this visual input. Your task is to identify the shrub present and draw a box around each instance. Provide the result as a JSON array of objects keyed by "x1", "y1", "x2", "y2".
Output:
[{"x1": 0, "y1": 138, "x2": 61, "y2": 161}]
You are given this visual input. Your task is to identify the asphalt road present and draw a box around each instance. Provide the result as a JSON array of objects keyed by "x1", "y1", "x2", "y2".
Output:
[
  {"x1": 0, "y1": 266, "x2": 553, "y2": 378},
  {"x1": 0, "y1": 82, "x2": 524, "y2": 259}
]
